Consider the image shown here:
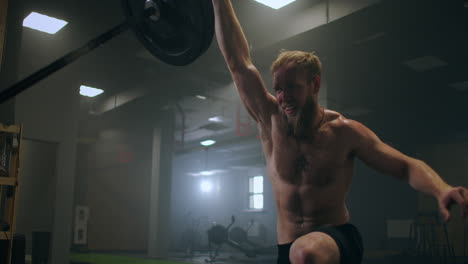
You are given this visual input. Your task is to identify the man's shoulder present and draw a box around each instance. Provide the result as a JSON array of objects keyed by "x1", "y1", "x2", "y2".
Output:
[
  {"x1": 324, "y1": 109, "x2": 347, "y2": 128},
  {"x1": 324, "y1": 109, "x2": 362, "y2": 136},
  {"x1": 323, "y1": 110, "x2": 367, "y2": 153}
]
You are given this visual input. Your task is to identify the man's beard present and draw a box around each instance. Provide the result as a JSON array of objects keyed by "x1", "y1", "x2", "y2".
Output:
[{"x1": 286, "y1": 96, "x2": 319, "y2": 139}]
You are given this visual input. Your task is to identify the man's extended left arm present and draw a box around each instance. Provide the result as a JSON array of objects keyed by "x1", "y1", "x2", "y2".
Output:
[
  {"x1": 405, "y1": 159, "x2": 467, "y2": 221},
  {"x1": 346, "y1": 119, "x2": 468, "y2": 222}
]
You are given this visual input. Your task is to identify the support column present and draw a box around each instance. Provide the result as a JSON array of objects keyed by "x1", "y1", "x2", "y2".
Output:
[
  {"x1": 51, "y1": 138, "x2": 78, "y2": 264},
  {"x1": 148, "y1": 110, "x2": 175, "y2": 257}
]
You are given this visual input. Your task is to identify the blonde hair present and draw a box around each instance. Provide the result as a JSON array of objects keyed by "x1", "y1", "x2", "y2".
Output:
[{"x1": 271, "y1": 50, "x2": 322, "y2": 83}]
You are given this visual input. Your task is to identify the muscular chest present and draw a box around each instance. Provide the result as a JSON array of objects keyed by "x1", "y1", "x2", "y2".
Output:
[{"x1": 268, "y1": 121, "x2": 349, "y2": 186}]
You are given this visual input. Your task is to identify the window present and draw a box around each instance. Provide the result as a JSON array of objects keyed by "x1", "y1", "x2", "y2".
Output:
[{"x1": 248, "y1": 176, "x2": 264, "y2": 210}]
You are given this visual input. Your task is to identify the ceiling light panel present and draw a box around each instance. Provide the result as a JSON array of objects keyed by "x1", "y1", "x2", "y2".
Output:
[
  {"x1": 254, "y1": 0, "x2": 296, "y2": 9},
  {"x1": 23, "y1": 12, "x2": 68, "y2": 34},
  {"x1": 200, "y1": 140, "x2": 216, "y2": 146},
  {"x1": 403, "y1": 56, "x2": 447, "y2": 72},
  {"x1": 80, "y1": 85, "x2": 104, "y2": 97},
  {"x1": 450, "y1": 81, "x2": 468, "y2": 91}
]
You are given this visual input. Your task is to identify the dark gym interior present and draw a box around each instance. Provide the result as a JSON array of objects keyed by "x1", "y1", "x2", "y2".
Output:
[{"x1": 1, "y1": 0, "x2": 468, "y2": 263}]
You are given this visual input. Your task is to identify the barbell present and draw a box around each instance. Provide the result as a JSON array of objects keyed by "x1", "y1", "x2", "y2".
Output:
[{"x1": 0, "y1": 0, "x2": 214, "y2": 103}]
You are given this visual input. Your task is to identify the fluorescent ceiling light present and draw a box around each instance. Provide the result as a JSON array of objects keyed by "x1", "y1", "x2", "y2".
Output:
[
  {"x1": 196, "y1": 95, "x2": 207, "y2": 100},
  {"x1": 200, "y1": 171, "x2": 215, "y2": 176},
  {"x1": 187, "y1": 169, "x2": 226, "y2": 177},
  {"x1": 403, "y1": 56, "x2": 447, "y2": 72},
  {"x1": 450, "y1": 81, "x2": 468, "y2": 91},
  {"x1": 200, "y1": 140, "x2": 216, "y2": 146},
  {"x1": 80, "y1": 85, "x2": 104, "y2": 97},
  {"x1": 23, "y1": 12, "x2": 68, "y2": 34},
  {"x1": 254, "y1": 0, "x2": 296, "y2": 9},
  {"x1": 353, "y1": 32, "x2": 386, "y2": 45},
  {"x1": 208, "y1": 116, "x2": 223, "y2": 123}
]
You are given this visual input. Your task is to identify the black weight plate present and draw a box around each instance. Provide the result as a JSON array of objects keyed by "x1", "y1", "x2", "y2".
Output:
[
  {"x1": 122, "y1": 0, "x2": 214, "y2": 66},
  {"x1": 199, "y1": 0, "x2": 215, "y2": 56}
]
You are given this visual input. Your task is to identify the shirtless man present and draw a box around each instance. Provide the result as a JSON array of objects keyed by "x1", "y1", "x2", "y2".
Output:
[{"x1": 211, "y1": 1, "x2": 468, "y2": 263}]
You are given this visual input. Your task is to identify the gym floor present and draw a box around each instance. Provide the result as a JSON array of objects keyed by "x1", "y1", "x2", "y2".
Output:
[
  {"x1": 68, "y1": 251, "x2": 468, "y2": 264},
  {"x1": 167, "y1": 253, "x2": 468, "y2": 264}
]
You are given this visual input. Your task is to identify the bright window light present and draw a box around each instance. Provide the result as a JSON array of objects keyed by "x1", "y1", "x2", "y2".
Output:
[
  {"x1": 254, "y1": 0, "x2": 296, "y2": 9},
  {"x1": 80, "y1": 85, "x2": 104, "y2": 97},
  {"x1": 250, "y1": 194, "x2": 264, "y2": 209},
  {"x1": 249, "y1": 176, "x2": 264, "y2": 210},
  {"x1": 250, "y1": 176, "x2": 264, "y2": 193},
  {"x1": 23, "y1": 12, "x2": 68, "y2": 34},
  {"x1": 200, "y1": 140, "x2": 216, "y2": 146},
  {"x1": 200, "y1": 180, "x2": 213, "y2": 193}
]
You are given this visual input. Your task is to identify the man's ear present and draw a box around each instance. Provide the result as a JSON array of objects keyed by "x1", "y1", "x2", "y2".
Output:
[{"x1": 312, "y1": 75, "x2": 321, "y2": 95}]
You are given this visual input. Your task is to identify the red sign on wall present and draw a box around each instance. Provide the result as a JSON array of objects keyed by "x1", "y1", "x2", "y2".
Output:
[
  {"x1": 236, "y1": 104, "x2": 260, "y2": 139},
  {"x1": 119, "y1": 144, "x2": 133, "y2": 163}
]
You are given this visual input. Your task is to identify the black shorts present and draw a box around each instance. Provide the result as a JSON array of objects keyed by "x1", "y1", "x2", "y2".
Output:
[{"x1": 277, "y1": 223, "x2": 363, "y2": 264}]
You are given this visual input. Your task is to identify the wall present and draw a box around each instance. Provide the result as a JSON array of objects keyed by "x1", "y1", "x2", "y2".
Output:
[
  {"x1": 14, "y1": 42, "x2": 81, "y2": 264},
  {"x1": 15, "y1": 139, "x2": 58, "y2": 255},
  {"x1": 73, "y1": 106, "x2": 175, "y2": 254},
  {"x1": 14, "y1": 74, "x2": 80, "y2": 264},
  {"x1": 75, "y1": 117, "x2": 153, "y2": 251}
]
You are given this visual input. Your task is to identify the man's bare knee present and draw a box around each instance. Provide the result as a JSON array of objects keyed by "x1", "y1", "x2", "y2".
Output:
[
  {"x1": 289, "y1": 233, "x2": 340, "y2": 264},
  {"x1": 289, "y1": 242, "x2": 321, "y2": 264}
]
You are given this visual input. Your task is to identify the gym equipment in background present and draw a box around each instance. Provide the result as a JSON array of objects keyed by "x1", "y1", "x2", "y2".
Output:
[{"x1": 205, "y1": 215, "x2": 273, "y2": 263}]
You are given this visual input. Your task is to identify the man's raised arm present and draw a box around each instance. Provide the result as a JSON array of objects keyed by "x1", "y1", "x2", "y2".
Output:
[{"x1": 212, "y1": 0, "x2": 277, "y2": 124}]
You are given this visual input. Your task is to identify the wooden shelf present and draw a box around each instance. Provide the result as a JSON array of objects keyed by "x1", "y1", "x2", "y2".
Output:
[
  {"x1": 0, "y1": 122, "x2": 21, "y2": 264},
  {"x1": 0, "y1": 124, "x2": 20, "y2": 134},
  {"x1": 0, "y1": 177, "x2": 16, "y2": 186},
  {"x1": 0, "y1": 231, "x2": 12, "y2": 240}
]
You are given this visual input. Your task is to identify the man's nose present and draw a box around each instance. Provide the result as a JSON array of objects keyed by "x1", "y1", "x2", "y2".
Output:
[{"x1": 283, "y1": 91, "x2": 293, "y2": 100}]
